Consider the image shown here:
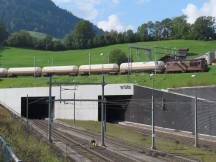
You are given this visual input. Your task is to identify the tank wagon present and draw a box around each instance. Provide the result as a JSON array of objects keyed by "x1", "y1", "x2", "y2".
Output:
[
  {"x1": 42, "y1": 66, "x2": 78, "y2": 76},
  {"x1": 0, "y1": 59, "x2": 208, "y2": 77},
  {"x1": 7, "y1": 67, "x2": 42, "y2": 77},
  {"x1": 79, "y1": 64, "x2": 119, "y2": 75},
  {"x1": 0, "y1": 68, "x2": 8, "y2": 77},
  {"x1": 120, "y1": 61, "x2": 165, "y2": 74}
]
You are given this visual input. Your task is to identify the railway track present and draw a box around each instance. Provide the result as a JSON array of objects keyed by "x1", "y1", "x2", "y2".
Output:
[
  {"x1": 31, "y1": 120, "x2": 142, "y2": 162},
  {"x1": 119, "y1": 123, "x2": 216, "y2": 151},
  {"x1": 52, "y1": 120, "x2": 199, "y2": 162}
]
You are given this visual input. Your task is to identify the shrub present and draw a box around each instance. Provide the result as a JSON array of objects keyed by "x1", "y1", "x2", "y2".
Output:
[{"x1": 109, "y1": 49, "x2": 128, "y2": 65}]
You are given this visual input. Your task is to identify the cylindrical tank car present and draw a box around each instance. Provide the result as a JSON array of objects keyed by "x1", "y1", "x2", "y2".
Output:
[
  {"x1": 0, "y1": 68, "x2": 8, "y2": 77},
  {"x1": 42, "y1": 66, "x2": 79, "y2": 76},
  {"x1": 7, "y1": 67, "x2": 42, "y2": 77},
  {"x1": 120, "y1": 61, "x2": 165, "y2": 74},
  {"x1": 79, "y1": 64, "x2": 119, "y2": 75}
]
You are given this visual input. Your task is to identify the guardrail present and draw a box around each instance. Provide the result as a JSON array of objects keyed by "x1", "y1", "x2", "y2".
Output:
[{"x1": 0, "y1": 136, "x2": 22, "y2": 162}]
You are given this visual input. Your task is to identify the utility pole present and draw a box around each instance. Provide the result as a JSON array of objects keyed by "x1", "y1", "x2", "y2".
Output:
[
  {"x1": 194, "y1": 95, "x2": 198, "y2": 147},
  {"x1": 89, "y1": 52, "x2": 91, "y2": 76},
  {"x1": 48, "y1": 75, "x2": 52, "y2": 143},
  {"x1": 128, "y1": 48, "x2": 130, "y2": 75},
  {"x1": 150, "y1": 74, "x2": 155, "y2": 150},
  {"x1": 101, "y1": 75, "x2": 105, "y2": 146},
  {"x1": 128, "y1": 48, "x2": 132, "y2": 75},
  {"x1": 104, "y1": 98, "x2": 107, "y2": 132},
  {"x1": 191, "y1": 74, "x2": 198, "y2": 147},
  {"x1": 34, "y1": 56, "x2": 36, "y2": 77},
  {"x1": 73, "y1": 92, "x2": 76, "y2": 127},
  {"x1": 60, "y1": 84, "x2": 62, "y2": 104},
  {"x1": 26, "y1": 94, "x2": 29, "y2": 131},
  {"x1": 194, "y1": 93, "x2": 198, "y2": 147},
  {"x1": 107, "y1": 54, "x2": 110, "y2": 64}
]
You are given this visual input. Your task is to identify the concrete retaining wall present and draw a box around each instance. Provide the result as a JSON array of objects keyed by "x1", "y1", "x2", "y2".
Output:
[{"x1": 0, "y1": 84, "x2": 134, "y2": 121}]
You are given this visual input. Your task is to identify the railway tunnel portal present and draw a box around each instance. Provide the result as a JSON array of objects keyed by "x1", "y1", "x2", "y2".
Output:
[{"x1": 21, "y1": 97, "x2": 55, "y2": 119}]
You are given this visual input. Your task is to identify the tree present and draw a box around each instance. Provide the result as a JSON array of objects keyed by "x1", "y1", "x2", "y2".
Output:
[
  {"x1": 191, "y1": 16, "x2": 216, "y2": 40},
  {"x1": 115, "y1": 32, "x2": 124, "y2": 44},
  {"x1": 171, "y1": 16, "x2": 190, "y2": 39},
  {"x1": 0, "y1": 22, "x2": 8, "y2": 45},
  {"x1": 104, "y1": 31, "x2": 118, "y2": 45},
  {"x1": 43, "y1": 35, "x2": 54, "y2": 50},
  {"x1": 53, "y1": 40, "x2": 65, "y2": 51},
  {"x1": 124, "y1": 30, "x2": 136, "y2": 42},
  {"x1": 65, "y1": 20, "x2": 96, "y2": 49},
  {"x1": 146, "y1": 21, "x2": 156, "y2": 40},
  {"x1": 109, "y1": 49, "x2": 128, "y2": 65},
  {"x1": 64, "y1": 33, "x2": 75, "y2": 49},
  {"x1": 6, "y1": 30, "x2": 33, "y2": 48},
  {"x1": 160, "y1": 18, "x2": 172, "y2": 39},
  {"x1": 137, "y1": 23, "x2": 149, "y2": 41}
]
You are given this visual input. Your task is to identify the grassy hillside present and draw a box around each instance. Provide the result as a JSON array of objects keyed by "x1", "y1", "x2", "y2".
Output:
[
  {"x1": 27, "y1": 31, "x2": 59, "y2": 41},
  {"x1": 0, "y1": 67, "x2": 216, "y2": 89},
  {"x1": 0, "y1": 40, "x2": 215, "y2": 89},
  {"x1": 0, "y1": 106, "x2": 63, "y2": 162},
  {"x1": 0, "y1": 40, "x2": 215, "y2": 68},
  {"x1": 27, "y1": 31, "x2": 49, "y2": 39}
]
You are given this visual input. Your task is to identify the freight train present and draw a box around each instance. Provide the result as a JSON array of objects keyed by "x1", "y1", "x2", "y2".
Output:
[{"x1": 0, "y1": 58, "x2": 208, "y2": 77}]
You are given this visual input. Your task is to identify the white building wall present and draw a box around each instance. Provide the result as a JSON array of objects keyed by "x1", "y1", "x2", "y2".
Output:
[{"x1": 0, "y1": 84, "x2": 134, "y2": 121}]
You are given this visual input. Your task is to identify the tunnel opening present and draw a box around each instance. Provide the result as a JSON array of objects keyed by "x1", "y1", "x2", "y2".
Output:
[
  {"x1": 21, "y1": 97, "x2": 55, "y2": 119},
  {"x1": 98, "y1": 95, "x2": 131, "y2": 123}
]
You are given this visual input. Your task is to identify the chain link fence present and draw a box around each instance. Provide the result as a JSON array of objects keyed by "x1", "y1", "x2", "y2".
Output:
[{"x1": 124, "y1": 85, "x2": 216, "y2": 150}]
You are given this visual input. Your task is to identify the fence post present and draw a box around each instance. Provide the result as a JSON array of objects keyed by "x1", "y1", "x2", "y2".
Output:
[
  {"x1": 150, "y1": 74, "x2": 156, "y2": 150},
  {"x1": 194, "y1": 95, "x2": 198, "y2": 147},
  {"x1": 73, "y1": 92, "x2": 76, "y2": 127},
  {"x1": 60, "y1": 84, "x2": 62, "y2": 104},
  {"x1": 26, "y1": 94, "x2": 29, "y2": 133},
  {"x1": 104, "y1": 98, "x2": 107, "y2": 132},
  {"x1": 101, "y1": 75, "x2": 105, "y2": 146},
  {"x1": 48, "y1": 75, "x2": 52, "y2": 143}
]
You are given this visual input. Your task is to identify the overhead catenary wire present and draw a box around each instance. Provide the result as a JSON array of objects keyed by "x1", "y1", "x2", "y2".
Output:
[
  {"x1": 26, "y1": 96, "x2": 216, "y2": 106},
  {"x1": 28, "y1": 97, "x2": 49, "y2": 105}
]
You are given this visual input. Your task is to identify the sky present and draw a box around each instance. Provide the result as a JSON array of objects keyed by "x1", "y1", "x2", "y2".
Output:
[{"x1": 51, "y1": 0, "x2": 216, "y2": 32}]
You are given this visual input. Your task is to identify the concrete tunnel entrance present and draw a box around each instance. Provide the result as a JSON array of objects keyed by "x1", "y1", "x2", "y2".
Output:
[
  {"x1": 21, "y1": 97, "x2": 55, "y2": 119},
  {"x1": 98, "y1": 95, "x2": 131, "y2": 123}
]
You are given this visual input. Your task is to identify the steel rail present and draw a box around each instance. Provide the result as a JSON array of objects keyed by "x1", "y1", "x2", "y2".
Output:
[{"x1": 31, "y1": 120, "x2": 128, "y2": 162}]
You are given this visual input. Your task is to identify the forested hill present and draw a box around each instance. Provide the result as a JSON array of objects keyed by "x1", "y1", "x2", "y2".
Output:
[{"x1": 0, "y1": 0, "x2": 101, "y2": 38}]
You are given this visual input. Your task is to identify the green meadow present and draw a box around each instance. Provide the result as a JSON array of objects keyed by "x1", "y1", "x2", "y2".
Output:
[
  {"x1": 0, "y1": 40, "x2": 215, "y2": 68},
  {"x1": 0, "y1": 40, "x2": 215, "y2": 88}
]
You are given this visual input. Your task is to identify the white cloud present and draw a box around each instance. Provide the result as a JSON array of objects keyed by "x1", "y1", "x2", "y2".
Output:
[
  {"x1": 97, "y1": 14, "x2": 133, "y2": 32},
  {"x1": 97, "y1": 15, "x2": 123, "y2": 32},
  {"x1": 126, "y1": 25, "x2": 135, "y2": 31},
  {"x1": 112, "y1": 0, "x2": 120, "y2": 4},
  {"x1": 182, "y1": 0, "x2": 216, "y2": 23},
  {"x1": 52, "y1": 0, "x2": 101, "y2": 21}
]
